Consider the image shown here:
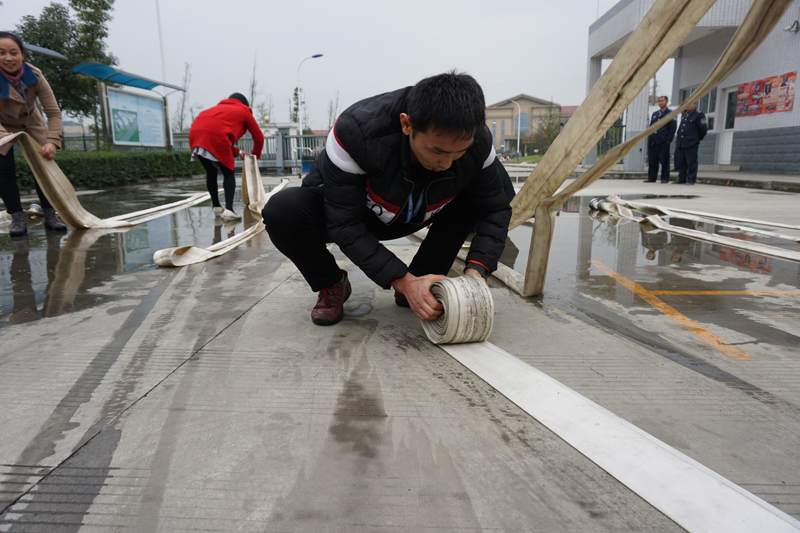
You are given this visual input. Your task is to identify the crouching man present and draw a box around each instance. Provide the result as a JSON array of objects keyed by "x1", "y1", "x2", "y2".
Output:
[{"x1": 263, "y1": 71, "x2": 512, "y2": 326}]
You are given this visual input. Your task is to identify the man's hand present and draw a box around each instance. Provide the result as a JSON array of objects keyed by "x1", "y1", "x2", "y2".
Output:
[
  {"x1": 41, "y1": 143, "x2": 57, "y2": 161},
  {"x1": 464, "y1": 267, "x2": 488, "y2": 285},
  {"x1": 391, "y1": 272, "x2": 447, "y2": 321}
]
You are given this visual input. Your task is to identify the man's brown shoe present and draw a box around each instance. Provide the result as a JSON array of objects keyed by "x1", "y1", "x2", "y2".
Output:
[{"x1": 311, "y1": 270, "x2": 352, "y2": 326}]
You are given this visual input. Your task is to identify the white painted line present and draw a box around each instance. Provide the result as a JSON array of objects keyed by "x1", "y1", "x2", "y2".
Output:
[{"x1": 442, "y1": 341, "x2": 800, "y2": 533}]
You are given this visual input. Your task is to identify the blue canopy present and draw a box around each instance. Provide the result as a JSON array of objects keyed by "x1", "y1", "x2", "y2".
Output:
[{"x1": 71, "y1": 62, "x2": 184, "y2": 92}]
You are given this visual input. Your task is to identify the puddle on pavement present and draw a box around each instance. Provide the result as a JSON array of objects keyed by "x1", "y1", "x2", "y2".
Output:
[
  {"x1": 505, "y1": 195, "x2": 800, "y2": 349},
  {"x1": 2, "y1": 186, "x2": 798, "y2": 330},
  {"x1": 506, "y1": 194, "x2": 800, "y2": 284},
  {"x1": 0, "y1": 178, "x2": 282, "y2": 327}
]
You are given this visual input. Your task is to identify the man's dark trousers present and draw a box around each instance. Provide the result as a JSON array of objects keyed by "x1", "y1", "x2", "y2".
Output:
[
  {"x1": 674, "y1": 144, "x2": 699, "y2": 184},
  {"x1": 263, "y1": 187, "x2": 479, "y2": 292},
  {"x1": 647, "y1": 143, "x2": 671, "y2": 183}
]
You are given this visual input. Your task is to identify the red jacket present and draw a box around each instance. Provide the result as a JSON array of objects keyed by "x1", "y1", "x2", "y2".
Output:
[{"x1": 189, "y1": 98, "x2": 264, "y2": 170}]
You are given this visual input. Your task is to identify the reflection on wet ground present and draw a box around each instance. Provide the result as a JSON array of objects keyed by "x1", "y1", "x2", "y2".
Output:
[
  {"x1": 505, "y1": 194, "x2": 800, "y2": 358},
  {"x1": 0, "y1": 179, "x2": 273, "y2": 326},
  {"x1": 2, "y1": 184, "x2": 799, "y2": 340}
]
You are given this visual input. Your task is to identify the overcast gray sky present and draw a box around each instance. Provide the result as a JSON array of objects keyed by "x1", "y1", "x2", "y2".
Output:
[{"x1": 4, "y1": 0, "x2": 672, "y2": 129}]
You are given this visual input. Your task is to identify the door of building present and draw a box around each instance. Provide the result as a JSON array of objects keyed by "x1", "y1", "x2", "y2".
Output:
[{"x1": 719, "y1": 88, "x2": 737, "y2": 164}]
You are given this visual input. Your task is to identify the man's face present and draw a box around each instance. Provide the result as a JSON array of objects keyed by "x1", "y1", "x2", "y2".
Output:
[
  {"x1": 400, "y1": 113, "x2": 473, "y2": 172},
  {"x1": 685, "y1": 103, "x2": 697, "y2": 113},
  {"x1": 658, "y1": 97, "x2": 668, "y2": 111}
]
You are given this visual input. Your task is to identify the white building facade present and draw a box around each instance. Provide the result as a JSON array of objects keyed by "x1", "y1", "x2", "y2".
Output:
[{"x1": 586, "y1": 0, "x2": 800, "y2": 173}]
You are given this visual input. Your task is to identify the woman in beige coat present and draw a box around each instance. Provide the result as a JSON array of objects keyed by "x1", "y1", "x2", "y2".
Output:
[{"x1": 0, "y1": 31, "x2": 67, "y2": 236}]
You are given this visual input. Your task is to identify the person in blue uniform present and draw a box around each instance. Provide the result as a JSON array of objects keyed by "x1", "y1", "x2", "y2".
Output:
[
  {"x1": 644, "y1": 96, "x2": 676, "y2": 183},
  {"x1": 673, "y1": 102, "x2": 708, "y2": 185}
]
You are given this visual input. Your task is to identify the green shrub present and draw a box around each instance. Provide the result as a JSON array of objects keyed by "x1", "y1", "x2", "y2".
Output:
[{"x1": 14, "y1": 151, "x2": 203, "y2": 190}]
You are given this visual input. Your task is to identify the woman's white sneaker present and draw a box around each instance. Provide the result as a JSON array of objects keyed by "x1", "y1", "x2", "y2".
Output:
[{"x1": 221, "y1": 209, "x2": 241, "y2": 220}]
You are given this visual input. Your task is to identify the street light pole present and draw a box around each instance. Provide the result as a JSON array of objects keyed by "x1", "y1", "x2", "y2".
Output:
[
  {"x1": 296, "y1": 54, "x2": 323, "y2": 130},
  {"x1": 155, "y1": 0, "x2": 173, "y2": 149},
  {"x1": 507, "y1": 99, "x2": 521, "y2": 161}
]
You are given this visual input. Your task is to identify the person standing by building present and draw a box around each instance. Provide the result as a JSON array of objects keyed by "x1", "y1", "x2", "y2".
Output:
[
  {"x1": 189, "y1": 93, "x2": 264, "y2": 220},
  {"x1": 644, "y1": 95, "x2": 676, "y2": 183},
  {"x1": 673, "y1": 102, "x2": 708, "y2": 185},
  {"x1": 0, "y1": 31, "x2": 67, "y2": 237}
]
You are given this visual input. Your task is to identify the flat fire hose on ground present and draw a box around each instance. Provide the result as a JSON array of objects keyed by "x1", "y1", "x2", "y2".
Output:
[
  {"x1": 591, "y1": 195, "x2": 800, "y2": 264},
  {"x1": 0, "y1": 206, "x2": 42, "y2": 225},
  {"x1": 153, "y1": 154, "x2": 287, "y2": 267},
  {"x1": 0, "y1": 132, "x2": 212, "y2": 229}
]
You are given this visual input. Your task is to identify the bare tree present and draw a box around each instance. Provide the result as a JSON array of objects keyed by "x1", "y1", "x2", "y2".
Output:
[
  {"x1": 255, "y1": 94, "x2": 274, "y2": 127},
  {"x1": 189, "y1": 103, "x2": 204, "y2": 123},
  {"x1": 248, "y1": 54, "x2": 259, "y2": 107},
  {"x1": 171, "y1": 62, "x2": 191, "y2": 132},
  {"x1": 326, "y1": 91, "x2": 340, "y2": 130}
]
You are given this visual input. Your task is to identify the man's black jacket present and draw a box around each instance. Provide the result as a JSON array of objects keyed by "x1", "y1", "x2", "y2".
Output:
[
  {"x1": 303, "y1": 87, "x2": 512, "y2": 289},
  {"x1": 675, "y1": 110, "x2": 708, "y2": 148},
  {"x1": 647, "y1": 108, "x2": 677, "y2": 146}
]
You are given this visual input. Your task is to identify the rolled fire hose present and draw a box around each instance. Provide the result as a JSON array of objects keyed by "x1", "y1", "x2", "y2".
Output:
[{"x1": 421, "y1": 274, "x2": 494, "y2": 345}]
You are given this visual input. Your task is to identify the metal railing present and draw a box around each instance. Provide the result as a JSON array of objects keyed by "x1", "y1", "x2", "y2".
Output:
[
  {"x1": 62, "y1": 132, "x2": 328, "y2": 172},
  {"x1": 597, "y1": 124, "x2": 625, "y2": 160}
]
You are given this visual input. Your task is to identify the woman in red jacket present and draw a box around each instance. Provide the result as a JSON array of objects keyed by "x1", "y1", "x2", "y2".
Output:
[{"x1": 189, "y1": 93, "x2": 264, "y2": 220}]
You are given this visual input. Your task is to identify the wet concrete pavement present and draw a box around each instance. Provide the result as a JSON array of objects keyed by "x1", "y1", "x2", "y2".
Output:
[{"x1": 1, "y1": 176, "x2": 799, "y2": 531}]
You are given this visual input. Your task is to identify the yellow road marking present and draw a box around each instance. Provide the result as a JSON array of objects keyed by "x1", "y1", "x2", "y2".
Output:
[
  {"x1": 653, "y1": 290, "x2": 800, "y2": 296},
  {"x1": 590, "y1": 260, "x2": 753, "y2": 360}
]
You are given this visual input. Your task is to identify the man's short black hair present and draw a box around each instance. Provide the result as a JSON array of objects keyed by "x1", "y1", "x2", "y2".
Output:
[
  {"x1": 659, "y1": 95, "x2": 669, "y2": 102},
  {"x1": 406, "y1": 70, "x2": 485, "y2": 140}
]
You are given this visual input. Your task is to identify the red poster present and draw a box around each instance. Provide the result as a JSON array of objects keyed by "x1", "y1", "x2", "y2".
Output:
[
  {"x1": 747, "y1": 79, "x2": 764, "y2": 115},
  {"x1": 779, "y1": 72, "x2": 796, "y2": 112},
  {"x1": 761, "y1": 76, "x2": 780, "y2": 114},
  {"x1": 736, "y1": 72, "x2": 796, "y2": 117},
  {"x1": 735, "y1": 82, "x2": 750, "y2": 117}
]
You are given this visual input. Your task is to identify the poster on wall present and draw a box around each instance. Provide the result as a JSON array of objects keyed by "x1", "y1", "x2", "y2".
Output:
[
  {"x1": 736, "y1": 72, "x2": 795, "y2": 117},
  {"x1": 747, "y1": 79, "x2": 764, "y2": 116},
  {"x1": 106, "y1": 87, "x2": 166, "y2": 147},
  {"x1": 778, "y1": 72, "x2": 796, "y2": 112},
  {"x1": 761, "y1": 76, "x2": 780, "y2": 114},
  {"x1": 735, "y1": 83, "x2": 751, "y2": 117}
]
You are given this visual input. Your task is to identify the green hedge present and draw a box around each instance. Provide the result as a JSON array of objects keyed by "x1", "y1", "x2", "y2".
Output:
[{"x1": 14, "y1": 151, "x2": 203, "y2": 190}]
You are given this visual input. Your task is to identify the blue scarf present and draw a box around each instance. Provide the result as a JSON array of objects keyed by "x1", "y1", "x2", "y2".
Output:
[{"x1": 0, "y1": 63, "x2": 39, "y2": 102}]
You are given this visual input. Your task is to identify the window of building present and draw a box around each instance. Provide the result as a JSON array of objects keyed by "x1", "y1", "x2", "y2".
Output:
[
  {"x1": 501, "y1": 120, "x2": 505, "y2": 146},
  {"x1": 492, "y1": 121, "x2": 496, "y2": 146},
  {"x1": 679, "y1": 86, "x2": 717, "y2": 130},
  {"x1": 538, "y1": 118, "x2": 543, "y2": 130},
  {"x1": 515, "y1": 113, "x2": 530, "y2": 135}
]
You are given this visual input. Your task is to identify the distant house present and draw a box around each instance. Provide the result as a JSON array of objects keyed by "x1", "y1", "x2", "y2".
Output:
[
  {"x1": 559, "y1": 105, "x2": 579, "y2": 127},
  {"x1": 486, "y1": 95, "x2": 567, "y2": 153},
  {"x1": 62, "y1": 120, "x2": 90, "y2": 137}
]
